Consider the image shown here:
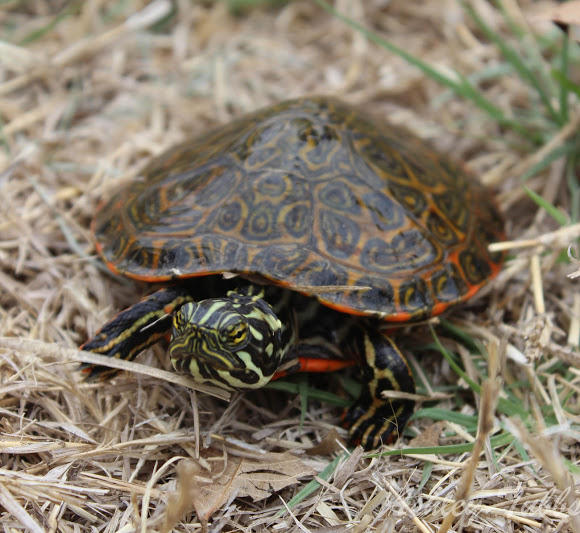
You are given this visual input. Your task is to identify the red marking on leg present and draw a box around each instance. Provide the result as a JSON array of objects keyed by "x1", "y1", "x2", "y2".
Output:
[
  {"x1": 273, "y1": 358, "x2": 354, "y2": 380},
  {"x1": 164, "y1": 303, "x2": 177, "y2": 314},
  {"x1": 298, "y1": 358, "x2": 355, "y2": 373}
]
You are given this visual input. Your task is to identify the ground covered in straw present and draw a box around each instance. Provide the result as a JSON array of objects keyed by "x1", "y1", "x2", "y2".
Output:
[{"x1": 1, "y1": 1, "x2": 579, "y2": 531}]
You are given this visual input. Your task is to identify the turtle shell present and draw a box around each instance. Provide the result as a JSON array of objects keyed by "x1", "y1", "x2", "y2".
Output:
[{"x1": 94, "y1": 97, "x2": 505, "y2": 321}]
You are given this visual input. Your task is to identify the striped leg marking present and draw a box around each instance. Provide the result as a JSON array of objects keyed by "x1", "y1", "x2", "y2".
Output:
[
  {"x1": 80, "y1": 286, "x2": 194, "y2": 380},
  {"x1": 342, "y1": 329, "x2": 415, "y2": 449}
]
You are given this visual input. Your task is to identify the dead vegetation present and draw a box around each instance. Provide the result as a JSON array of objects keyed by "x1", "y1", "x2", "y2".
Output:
[{"x1": 1, "y1": 0, "x2": 580, "y2": 531}]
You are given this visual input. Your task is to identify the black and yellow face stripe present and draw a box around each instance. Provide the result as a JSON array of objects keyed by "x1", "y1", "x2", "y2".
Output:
[{"x1": 169, "y1": 287, "x2": 289, "y2": 390}]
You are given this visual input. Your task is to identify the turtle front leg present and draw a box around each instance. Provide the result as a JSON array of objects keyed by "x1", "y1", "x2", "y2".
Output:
[
  {"x1": 342, "y1": 327, "x2": 415, "y2": 449},
  {"x1": 80, "y1": 286, "x2": 194, "y2": 380}
]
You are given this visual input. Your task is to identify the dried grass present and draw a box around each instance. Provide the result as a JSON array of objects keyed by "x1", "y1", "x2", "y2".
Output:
[{"x1": 0, "y1": 0, "x2": 579, "y2": 531}]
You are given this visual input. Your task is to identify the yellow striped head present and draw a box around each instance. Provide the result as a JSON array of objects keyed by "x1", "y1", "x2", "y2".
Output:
[{"x1": 169, "y1": 291, "x2": 284, "y2": 390}]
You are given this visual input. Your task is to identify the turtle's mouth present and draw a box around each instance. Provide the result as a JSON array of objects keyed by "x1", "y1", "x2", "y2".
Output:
[
  {"x1": 169, "y1": 329, "x2": 244, "y2": 372},
  {"x1": 171, "y1": 350, "x2": 239, "y2": 371}
]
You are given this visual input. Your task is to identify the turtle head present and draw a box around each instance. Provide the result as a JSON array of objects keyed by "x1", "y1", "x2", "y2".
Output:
[{"x1": 169, "y1": 290, "x2": 286, "y2": 390}]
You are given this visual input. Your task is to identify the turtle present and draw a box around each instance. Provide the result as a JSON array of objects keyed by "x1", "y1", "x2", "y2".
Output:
[{"x1": 81, "y1": 96, "x2": 505, "y2": 449}]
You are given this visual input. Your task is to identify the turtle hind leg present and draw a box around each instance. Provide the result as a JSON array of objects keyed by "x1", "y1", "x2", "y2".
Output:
[
  {"x1": 80, "y1": 286, "x2": 194, "y2": 381},
  {"x1": 342, "y1": 327, "x2": 415, "y2": 449}
]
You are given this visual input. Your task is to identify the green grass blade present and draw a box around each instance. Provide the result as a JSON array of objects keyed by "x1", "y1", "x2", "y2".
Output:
[
  {"x1": 265, "y1": 380, "x2": 351, "y2": 407},
  {"x1": 298, "y1": 377, "x2": 309, "y2": 431},
  {"x1": 276, "y1": 454, "x2": 343, "y2": 516},
  {"x1": 411, "y1": 408, "x2": 478, "y2": 429},
  {"x1": 224, "y1": 0, "x2": 289, "y2": 15},
  {"x1": 314, "y1": 0, "x2": 460, "y2": 88},
  {"x1": 281, "y1": 435, "x2": 515, "y2": 497},
  {"x1": 440, "y1": 319, "x2": 483, "y2": 351},
  {"x1": 520, "y1": 141, "x2": 578, "y2": 181},
  {"x1": 552, "y1": 68, "x2": 580, "y2": 99},
  {"x1": 430, "y1": 326, "x2": 481, "y2": 392},
  {"x1": 374, "y1": 431, "x2": 514, "y2": 457},
  {"x1": 315, "y1": 0, "x2": 538, "y2": 142},
  {"x1": 430, "y1": 327, "x2": 529, "y2": 419},
  {"x1": 493, "y1": 0, "x2": 559, "y2": 97},
  {"x1": 523, "y1": 186, "x2": 569, "y2": 226},
  {"x1": 559, "y1": 31, "x2": 570, "y2": 122},
  {"x1": 418, "y1": 462, "x2": 434, "y2": 491},
  {"x1": 461, "y1": 1, "x2": 560, "y2": 124},
  {"x1": 19, "y1": 2, "x2": 78, "y2": 45},
  {"x1": 566, "y1": 152, "x2": 580, "y2": 222}
]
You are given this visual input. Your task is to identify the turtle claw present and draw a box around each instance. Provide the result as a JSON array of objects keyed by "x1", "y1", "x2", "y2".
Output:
[
  {"x1": 77, "y1": 362, "x2": 122, "y2": 382},
  {"x1": 343, "y1": 397, "x2": 414, "y2": 449}
]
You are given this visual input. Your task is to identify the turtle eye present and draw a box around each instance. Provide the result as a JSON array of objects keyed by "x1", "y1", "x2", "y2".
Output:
[{"x1": 224, "y1": 319, "x2": 249, "y2": 349}]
